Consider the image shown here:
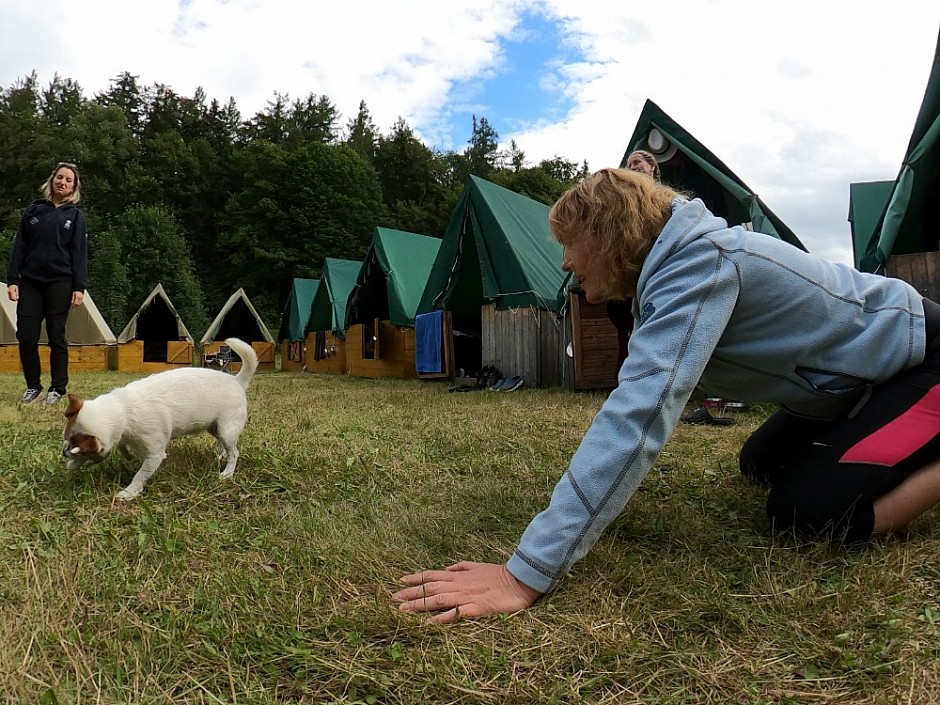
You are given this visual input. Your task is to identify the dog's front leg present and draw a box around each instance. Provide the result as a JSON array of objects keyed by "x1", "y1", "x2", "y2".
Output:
[{"x1": 116, "y1": 452, "x2": 166, "y2": 501}]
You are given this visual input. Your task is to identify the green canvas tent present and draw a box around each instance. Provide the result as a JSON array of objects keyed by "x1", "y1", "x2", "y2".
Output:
[
  {"x1": 848, "y1": 181, "x2": 895, "y2": 270},
  {"x1": 622, "y1": 100, "x2": 806, "y2": 251},
  {"x1": 277, "y1": 277, "x2": 318, "y2": 371},
  {"x1": 277, "y1": 278, "x2": 319, "y2": 343},
  {"x1": 858, "y1": 30, "x2": 940, "y2": 273},
  {"x1": 418, "y1": 175, "x2": 569, "y2": 317},
  {"x1": 417, "y1": 176, "x2": 571, "y2": 388},
  {"x1": 302, "y1": 258, "x2": 362, "y2": 373},
  {"x1": 346, "y1": 228, "x2": 442, "y2": 328},
  {"x1": 306, "y1": 258, "x2": 362, "y2": 338}
]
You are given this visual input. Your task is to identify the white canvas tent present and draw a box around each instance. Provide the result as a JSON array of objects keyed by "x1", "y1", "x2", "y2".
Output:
[
  {"x1": 117, "y1": 283, "x2": 195, "y2": 371},
  {"x1": 0, "y1": 283, "x2": 117, "y2": 371},
  {"x1": 200, "y1": 288, "x2": 275, "y2": 371}
]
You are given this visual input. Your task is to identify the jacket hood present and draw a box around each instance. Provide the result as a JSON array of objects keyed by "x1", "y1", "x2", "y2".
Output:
[{"x1": 636, "y1": 199, "x2": 727, "y2": 297}]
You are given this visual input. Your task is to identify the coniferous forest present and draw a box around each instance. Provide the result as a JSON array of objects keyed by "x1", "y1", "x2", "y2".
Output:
[{"x1": 0, "y1": 71, "x2": 589, "y2": 338}]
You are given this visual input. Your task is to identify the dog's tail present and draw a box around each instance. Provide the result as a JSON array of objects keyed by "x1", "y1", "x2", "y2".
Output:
[{"x1": 225, "y1": 337, "x2": 259, "y2": 389}]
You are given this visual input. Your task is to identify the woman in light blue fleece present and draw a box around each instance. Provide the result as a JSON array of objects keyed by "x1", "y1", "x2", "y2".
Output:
[{"x1": 395, "y1": 168, "x2": 940, "y2": 623}]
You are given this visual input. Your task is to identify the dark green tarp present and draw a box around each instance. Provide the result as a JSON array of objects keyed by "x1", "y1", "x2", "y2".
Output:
[
  {"x1": 622, "y1": 100, "x2": 806, "y2": 251},
  {"x1": 858, "y1": 29, "x2": 940, "y2": 273},
  {"x1": 848, "y1": 181, "x2": 894, "y2": 270},
  {"x1": 346, "y1": 228, "x2": 442, "y2": 328},
  {"x1": 305, "y1": 258, "x2": 362, "y2": 338},
  {"x1": 418, "y1": 175, "x2": 569, "y2": 317},
  {"x1": 277, "y1": 278, "x2": 319, "y2": 342}
]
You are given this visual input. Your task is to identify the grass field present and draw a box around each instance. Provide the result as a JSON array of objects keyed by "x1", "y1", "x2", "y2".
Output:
[{"x1": 0, "y1": 369, "x2": 938, "y2": 704}]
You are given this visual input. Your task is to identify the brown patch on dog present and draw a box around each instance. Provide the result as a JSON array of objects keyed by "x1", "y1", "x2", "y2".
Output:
[
  {"x1": 67, "y1": 433, "x2": 104, "y2": 457},
  {"x1": 65, "y1": 394, "x2": 83, "y2": 419}
]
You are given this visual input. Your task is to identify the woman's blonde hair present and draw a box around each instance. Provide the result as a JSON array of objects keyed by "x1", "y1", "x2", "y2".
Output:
[
  {"x1": 549, "y1": 168, "x2": 678, "y2": 300},
  {"x1": 41, "y1": 162, "x2": 81, "y2": 205},
  {"x1": 626, "y1": 149, "x2": 661, "y2": 182}
]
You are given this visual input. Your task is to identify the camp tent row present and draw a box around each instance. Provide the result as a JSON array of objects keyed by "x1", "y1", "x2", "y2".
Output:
[
  {"x1": 285, "y1": 110, "x2": 805, "y2": 389},
  {"x1": 0, "y1": 283, "x2": 275, "y2": 373},
  {"x1": 852, "y1": 28, "x2": 939, "y2": 300},
  {"x1": 0, "y1": 285, "x2": 116, "y2": 372}
]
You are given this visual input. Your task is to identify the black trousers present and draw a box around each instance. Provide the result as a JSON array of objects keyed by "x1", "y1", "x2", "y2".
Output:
[
  {"x1": 740, "y1": 345, "x2": 940, "y2": 543},
  {"x1": 16, "y1": 278, "x2": 72, "y2": 393}
]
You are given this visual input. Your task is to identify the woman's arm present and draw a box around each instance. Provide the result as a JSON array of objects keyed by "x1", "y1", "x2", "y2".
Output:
[{"x1": 70, "y1": 209, "x2": 89, "y2": 296}]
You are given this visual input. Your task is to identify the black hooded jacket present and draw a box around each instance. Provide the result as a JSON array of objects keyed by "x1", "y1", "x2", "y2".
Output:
[{"x1": 6, "y1": 199, "x2": 88, "y2": 292}]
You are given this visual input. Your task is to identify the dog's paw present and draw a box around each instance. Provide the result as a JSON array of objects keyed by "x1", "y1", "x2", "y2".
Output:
[
  {"x1": 116, "y1": 487, "x2": 142, "y2": 501},
  {"x1": 219, "y1": 468, "x2": 235, "y2": 479}
]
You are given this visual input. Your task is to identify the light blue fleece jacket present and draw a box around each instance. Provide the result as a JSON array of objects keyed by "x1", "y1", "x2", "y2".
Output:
[{"x1": 507, "y1": 198, "x2": 927, "y2": 594}]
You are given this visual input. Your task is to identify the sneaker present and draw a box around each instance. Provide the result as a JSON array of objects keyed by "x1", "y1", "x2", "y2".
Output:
[
  {"x1": 682, "y1": 406, "x2": 735, "y2": 426},
  {"x1": 18, "y1": 388, "x2": 42, "y2": 405},
  {"x1": 43, "y1": 390, "x2": 64, "y2": 406},
  {"x1": 503, "y1": 376, "x2": 524, "y2": 392}
]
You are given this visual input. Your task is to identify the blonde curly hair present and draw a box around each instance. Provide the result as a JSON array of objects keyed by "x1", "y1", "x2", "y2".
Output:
[{"x1": 549, "y1": 168, "x2": 678, "y2": 301}]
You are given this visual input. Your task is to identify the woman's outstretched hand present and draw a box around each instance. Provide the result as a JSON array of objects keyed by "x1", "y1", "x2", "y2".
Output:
[{"x1": 394, "y1": 561, "x2": 542, "y2": 623}]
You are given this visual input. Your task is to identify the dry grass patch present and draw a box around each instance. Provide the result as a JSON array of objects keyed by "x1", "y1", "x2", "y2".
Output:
[{"x1": 0, "y1": 370, "x2": 937, "y2": 703}]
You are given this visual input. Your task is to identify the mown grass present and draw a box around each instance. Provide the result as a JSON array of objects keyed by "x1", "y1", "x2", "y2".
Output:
[{"x1": 0, "y1": 369, "x2": 938, "y2": 704}]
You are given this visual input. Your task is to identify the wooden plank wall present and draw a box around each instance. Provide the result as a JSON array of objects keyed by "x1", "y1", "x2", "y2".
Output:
[
  {"x1": 201, "y1": 341, "x2": 276, "y2": 372},
  {"x1": 116, "y1": 340, "x2": 194, "y2": 373},
  {"x1": 279, "y1": 340, "x2": 305, "y2": 372},
  {"x1": 886, "y1": 251, "x2": 940, "y2": 301},
  {"x1": 346, "y1": 322, "x2": 418, "y2": 379},
  {"x1": 303, "y1": 332, "x2": 347, "y2": 375},
  {"x1": 568, "y1": 291, "x2": 620, "y2": 390},
  {"x1": 481, "y1": 304, "x2": 563, "y2": 388},
  {"x1": 0, "y1": 344, "x2": 115, "y2": 372}
]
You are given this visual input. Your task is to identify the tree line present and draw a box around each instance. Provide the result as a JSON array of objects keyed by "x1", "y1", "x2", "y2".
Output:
[{"x1": 0, "y1": 72, "x2": 589, "y2": 339}]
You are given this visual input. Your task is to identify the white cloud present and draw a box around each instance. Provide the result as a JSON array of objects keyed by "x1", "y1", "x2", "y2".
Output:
[{"x1": 1, "y1": 0, "x2": 937, "y2": 264}]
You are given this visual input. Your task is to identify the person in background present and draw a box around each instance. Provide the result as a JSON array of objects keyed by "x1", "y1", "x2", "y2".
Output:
[
  {"x1": 604, "y1": 150, "x2": 663, "y2": 371},
  {"x1": 627, "y1": 148, "x2": 732, "y2": 425},
  {"x1": 6, "y1": 162, "x2": 88, "y2": 406},
  {"x1": 625, "y1": 149, "x2": 661, "y2": 182},
  {"x1": 394, "y1": 167, "x2": 940, "y2": 623}
]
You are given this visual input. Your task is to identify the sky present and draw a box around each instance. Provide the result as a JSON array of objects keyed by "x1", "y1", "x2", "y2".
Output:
[{"x1": 1, "y1": 1, "x2": 938, "y2": 264}]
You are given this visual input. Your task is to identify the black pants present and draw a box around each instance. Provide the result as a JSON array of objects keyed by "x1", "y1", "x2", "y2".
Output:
[
  {"x1": 16, "y1": 278, "x2": 72, "y2": 393},
  {"x1": 740, "y1": 342, "x2": 940, "y2": 543}
]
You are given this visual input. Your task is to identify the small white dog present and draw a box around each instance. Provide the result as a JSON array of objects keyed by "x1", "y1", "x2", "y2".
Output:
[{"x1": 62, "y1": 337, "x2": 258, "y2": 500}]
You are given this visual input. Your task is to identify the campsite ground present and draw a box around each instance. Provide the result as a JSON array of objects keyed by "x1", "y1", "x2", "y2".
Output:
[{"x1": 0, "y1": 370, "x2": 937, "y2": 704}]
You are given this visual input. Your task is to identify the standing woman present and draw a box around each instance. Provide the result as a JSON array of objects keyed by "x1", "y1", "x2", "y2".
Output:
[{"x1": 6, "y1": 162, "x2": 88, "y2": 405}]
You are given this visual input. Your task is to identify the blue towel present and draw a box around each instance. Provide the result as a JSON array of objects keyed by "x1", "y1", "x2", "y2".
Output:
[{"x1": 415, "y1": 310, "x2": 443, "y2": 373}]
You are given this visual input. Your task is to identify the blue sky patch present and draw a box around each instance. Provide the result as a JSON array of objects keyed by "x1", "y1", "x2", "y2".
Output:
[{"x1": 444, "y1": 12, "x2": 580, "y2": 152}]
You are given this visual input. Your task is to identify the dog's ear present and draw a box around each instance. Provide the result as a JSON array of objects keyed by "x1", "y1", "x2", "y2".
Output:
[{"x1": 65, "y1": 394, "x2": 83, "y2": 418}]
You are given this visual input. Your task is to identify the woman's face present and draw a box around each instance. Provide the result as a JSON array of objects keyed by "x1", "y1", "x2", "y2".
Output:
[
  {"x1": 626, "y1": 153, "x2": 655, "y2": 178},
  {"x1": 51, "y1": 167, "x2": 76, "y2": 203},
  {"x1": 562, "y1": 235, "x2": 608, "y2": 304}
]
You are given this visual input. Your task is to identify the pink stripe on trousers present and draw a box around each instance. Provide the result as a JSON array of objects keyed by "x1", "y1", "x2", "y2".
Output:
[{"x1": 840, "y1": 384, "x2": 940, "y2": 466}]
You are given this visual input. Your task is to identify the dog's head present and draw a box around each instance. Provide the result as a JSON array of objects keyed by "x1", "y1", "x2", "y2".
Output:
[{"x1": 62, "y1": 393, "x2": 109, "y2": 468}]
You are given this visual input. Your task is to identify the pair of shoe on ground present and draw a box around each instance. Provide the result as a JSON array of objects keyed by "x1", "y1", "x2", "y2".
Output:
[
  {"x1": 19, "y1": 388, "x2": 64, "y2": 406},
  {"x1": 681, "y1": 405, "x2": 734, "y2": 426},
  {"x1": 486, "y1": 375, "x2": 524, "y2": 392}
]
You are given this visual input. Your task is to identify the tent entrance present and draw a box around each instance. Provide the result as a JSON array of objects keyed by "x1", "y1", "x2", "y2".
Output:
[
  {"x1": 137, "y1": 297, "x2": 181, "y2": 363},
  {"x1": 439, "y1": 225, "x2": 485, "y2": 377}
]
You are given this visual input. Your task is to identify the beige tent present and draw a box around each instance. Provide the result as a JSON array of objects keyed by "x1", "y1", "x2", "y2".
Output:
[
  {"x1": 117, "y1": 283, "x2": 195, "y2": 372},
  {"x1": 0, "y1": 291, "x2": 17, "y2": 345},
  {"x1": 199, "y1": 288, "x2": 275, "y2": 371},
  {"x1": 0, "y1": 283, "x2": 117, "y2": 371}
]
